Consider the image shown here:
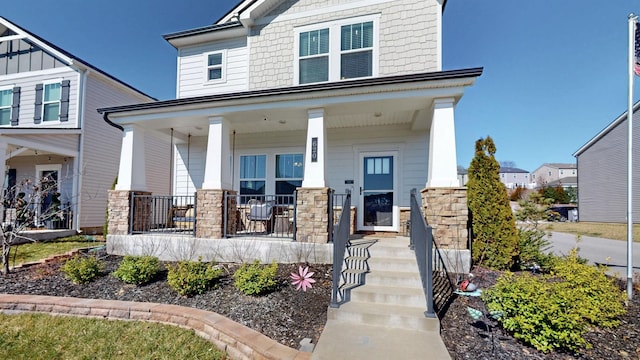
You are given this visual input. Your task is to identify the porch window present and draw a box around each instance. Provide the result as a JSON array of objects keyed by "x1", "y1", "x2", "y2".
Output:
[
  {"x1": 299, "y1": 29, "x2": 329, "y2": 84},
  {"x1": 240, "y1": 155, "x2": 266, "y2": 195},
  {"x1": 275, "y1": 154, "x2": 303, "y2": 195},
  {"x1": 0, "y1": 88, "x2": 11, "y2": 125},
  {"x1": 205, "y1": 51, "x2": 225, "y2": 82},
  {"x1": 43, "y1": 83, "x2": 61, "y2": 121}
]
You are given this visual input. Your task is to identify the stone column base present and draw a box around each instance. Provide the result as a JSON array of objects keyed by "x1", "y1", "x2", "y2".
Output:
[
  {"x1": 196, "y1": 189, "x2": 235, "y2": 239},
  {"x1": 107, "y1": 190, "x2": 151, "y2": 235},
  {"x1": 296, "y1": 187, "x2": 330, "y2": 243},
  {"x1": 420, "y1": 187, "x2": 468, "y2": 250}
]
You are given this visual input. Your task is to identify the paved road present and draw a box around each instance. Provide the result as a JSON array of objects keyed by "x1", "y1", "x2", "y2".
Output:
[{"x1": 547, "y1": 231, "x2": 640, "y2": 278}]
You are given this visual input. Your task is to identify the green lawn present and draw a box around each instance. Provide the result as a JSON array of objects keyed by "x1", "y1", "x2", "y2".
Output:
[
  {"x1": 1, "y1": 235, "x2": 104, "y2": 268},
  {"x1": 543, "y1": 222, "x2": 640, "y2": 242},
  {"x1": 0, "y1": 313, "x2": 227, "y2": 360}
]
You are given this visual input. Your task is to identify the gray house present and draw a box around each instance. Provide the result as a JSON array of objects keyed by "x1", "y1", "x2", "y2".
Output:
[
  {"x1": 573, "y1": 102, "x2": 640, "y2": 223},
  {"x1": 499, "y1": 166, "x2": 531, "y2": 189}
]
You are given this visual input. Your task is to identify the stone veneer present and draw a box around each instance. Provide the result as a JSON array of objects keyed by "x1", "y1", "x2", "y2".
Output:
[
  {"x1": 107, "y1": 190, "x2": 151, "y2": 235},
  {"x1": 196, "y1": 189, "x2": 236, "y2": 239},
  {"x1": 296, "y1": 188, "x2": 330, "y2": 243},
  {"x1": 420, "y1": 187, "x2": 468, "y2": 249}
]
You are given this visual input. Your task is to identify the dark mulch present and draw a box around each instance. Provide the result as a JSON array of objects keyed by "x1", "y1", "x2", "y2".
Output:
[{"x1": 1, "y1": 253, "x2": 639, "y2": 358}]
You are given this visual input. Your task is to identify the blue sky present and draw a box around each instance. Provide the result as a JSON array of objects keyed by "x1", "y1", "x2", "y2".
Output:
[{"x1": 2, "y1": 0, "x2": 639, "y2": 172}]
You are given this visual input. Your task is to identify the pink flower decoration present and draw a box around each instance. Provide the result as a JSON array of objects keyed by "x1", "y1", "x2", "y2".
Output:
[{"x1": 290, "y1": 265, "x2": 316, "y2": 292}]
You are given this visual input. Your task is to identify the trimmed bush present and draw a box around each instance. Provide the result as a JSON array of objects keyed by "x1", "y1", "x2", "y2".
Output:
[
  {"x1": 112, "y1": 255, "x2": 160, "y2": 285},
  {"x1": 61, "y1": 254, "x2": 104, "y2": 284},
  {"x1": 166, "y1": 258, "x2": 222, "y2": 296},
  {"x1": 233, "y1": 260, "x2": 278, "y2": 296},
  {"x1": 483, "y1": 250, "x2": 626, "y2": 352}
]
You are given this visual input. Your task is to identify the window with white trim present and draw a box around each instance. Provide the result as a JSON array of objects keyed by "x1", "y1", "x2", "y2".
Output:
[
  {"x1": 296, "y1": 15, "x2": 379, "y2": 85},
  {"x1": 205, "y1": 51, "x2": 225, "y2": 82},
  {"x1": 0, "y1": 88, "x2": 12, "y2": 126},
  {"x1": 275, "y1": 154, "x2": 304, "y2": 195},
  {"x1": 240, "y1": 155, "x2": 266, "y2": 195},
  {"x1": 43, "y1": 82, "x2": 61, "y2": 121}
]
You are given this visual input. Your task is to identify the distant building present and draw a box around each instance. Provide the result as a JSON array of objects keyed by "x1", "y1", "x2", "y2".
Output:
[
  {"x1": 499, "y1": 166, "x2": 532, "y2": 189},
  {"x1": 457, "y1": 167, "x2": 468, "y2": 187},
  {"x1": 531, "y1": 163, "x2": 577, "y2": 189},
  {"x1": 573, "y1": 102, "x2": 640, "y2": 223}
]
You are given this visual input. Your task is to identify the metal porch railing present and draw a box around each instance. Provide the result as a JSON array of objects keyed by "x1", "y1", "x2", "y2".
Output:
[
  {"x1": 224, "y1": 193, "x2": 296, "y2": 239},
  {"x1": 409, "y1": 188, "x2": 456, "y2": 317},
  {"x1": 129, "y1": 194, "x2": 196, "y2": 235}
]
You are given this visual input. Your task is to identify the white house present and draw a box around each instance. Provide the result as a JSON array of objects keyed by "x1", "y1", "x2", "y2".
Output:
[
  {"x1": 100, "y1": 0, "x2": 481, "y2": 250},
  {"x1": 0, "y1": 17, "x2": 170, "y2": 233}
]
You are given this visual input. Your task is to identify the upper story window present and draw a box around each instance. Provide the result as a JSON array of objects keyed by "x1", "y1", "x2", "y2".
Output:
[
  {"x1": 296, "y1": 15, "x2": 379, "y2": 85},
  {"x1": 43, "y1": 83, "x2": 61, "y2": 121},
  {"x1": 0, "y1": 88, "x2": 12, "y2": 126},
  {"x1": 205, "y1": 51, "x2": 226, "y2": 83}
]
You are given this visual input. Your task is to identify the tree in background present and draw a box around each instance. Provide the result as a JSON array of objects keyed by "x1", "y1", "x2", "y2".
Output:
[
  {"x1": 539, "y1": 185, "x2": 570, "y2": 204},
  {"x1": 499, "y1": 160, "x2": 517, "y2": 168},
  {"x1": 467, "y1": 137, "x2": 519, "y2": 270}
]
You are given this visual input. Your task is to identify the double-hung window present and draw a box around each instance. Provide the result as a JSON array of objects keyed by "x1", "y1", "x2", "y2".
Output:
[
  {"x1": 275, "y1": 154, "x2": 304, "y2": 195},
  {"x1": 240, "y1": 155, "x2": 266, "y2": 195},
  {"x1": 43, "y1": 83, "x2": 61, "y2": 121},
  {"x1": 205, "y1": 51, "x2": 225, "y2": 82},
  {"x1": 0, "y1": 88, "x2": 12, "y2": 126},
  {"x1": 296, "y1": 15, "x2": 379, "y2": 85}
]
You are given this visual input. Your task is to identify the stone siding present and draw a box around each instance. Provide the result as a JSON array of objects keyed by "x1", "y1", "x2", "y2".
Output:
[
  {"x1": 296, "y1": 188, "x2": 330, "y2": 243},
  {"x1": 248, "y1": 0, "x2": 439, "y2": 89},
  {"x1": 107, "y1": 190, "x2": 150, "y2": 235},
  {"x1": 420, "y1": 187, "x2": 468, "y2": 249},
  {"x1": 196, "y1": 189, "x2": 235, "y2": 239}
]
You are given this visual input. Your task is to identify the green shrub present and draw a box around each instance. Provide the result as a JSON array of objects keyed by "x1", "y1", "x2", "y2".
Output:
[
  {"x1": 112, "y1": 255, "x2": 160, "y2": 285},
  {"x1": 483, "y1": 250, "x2": 626, "y2": 352},
  {"x1": 61, "y1": 254, "x2": 104, "y2": 284},
  {"x1": 166, "y1": 258, "x2": 222, "y2": 296},
  {"x1": 233, "y1": 260, "x2": 278, "y2": 296}
]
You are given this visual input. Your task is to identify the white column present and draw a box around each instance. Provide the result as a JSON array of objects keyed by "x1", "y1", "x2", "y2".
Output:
[
  {"x1": 427, "y1": 98, "x2": 458, "y2": 187},
  {"x1": 202, "y1": 116, "x2": 232, "y2": 190},
  {"x1": 115, "y1": 125, "x2": 147, "y2": 191},
  {"x1": 0, "y1": 142, "x2": 7, "y2": 191},
  {"x1": 302, "y1": 108, "x2": 326, "y2": 188}
]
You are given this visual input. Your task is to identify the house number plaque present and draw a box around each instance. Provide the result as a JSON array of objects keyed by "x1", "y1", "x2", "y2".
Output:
[{"x1": 311, "y1": 137, "x2": 318, "y2": 162}]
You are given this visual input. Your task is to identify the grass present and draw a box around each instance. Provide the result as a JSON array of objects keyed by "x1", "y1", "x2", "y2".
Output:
[
  {"x1": 1, "y1": 235, "x2": 104, "y2": 267},
  {"x1": 0, "y1": 313, "x2": 227, "y2": 359},
  {"x1": 544, "y1": 222, "x2": 640, "y2": 242}
]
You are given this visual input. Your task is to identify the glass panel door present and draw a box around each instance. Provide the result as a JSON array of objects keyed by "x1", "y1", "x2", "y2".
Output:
[{"x1": 359, "y1": 153, "x2": 396, "y2": 231}]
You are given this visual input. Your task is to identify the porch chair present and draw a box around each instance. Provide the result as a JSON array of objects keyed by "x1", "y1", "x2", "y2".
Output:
[{"x1": 246, "y1": 201, "x2": 274, "y2": 234}]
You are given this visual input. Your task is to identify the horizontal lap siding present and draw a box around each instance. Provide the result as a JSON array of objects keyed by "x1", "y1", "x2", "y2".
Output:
[
  {"x1": 174, "y1": 136, "x2": 207, "y2": 196},
  {"x1": 577, "y1": 114, "x2": 640, "y2": 223},
  {"x1": 81, "y1": 76, "x2": 160, "y2": 229},
  {"x1": 177, "y1": 38, "x2": 248, "y2": 98}
]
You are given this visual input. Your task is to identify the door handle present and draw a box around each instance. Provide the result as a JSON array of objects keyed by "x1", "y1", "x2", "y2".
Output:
[{"x1": 360, "y1": 187, "x2": 363, "y2": 195}]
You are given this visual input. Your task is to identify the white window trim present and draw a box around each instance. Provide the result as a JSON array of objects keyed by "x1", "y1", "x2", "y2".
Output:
[
  {"x1": 203, "y1": 50, "x2": 227, "y2": 85},
  {"x1": 0, "y1": 85, "x2": 14, "y2": 126},
  {"x1": 293, "y1": 14, "x2": 380, "y2": 85},
  {"x1": 275, "y1": 153, "x2": 304, "y2": 194},
  {"x1": 41, "y1": 79, "x2": 62, "y2": 123},
  {"x1": 239, "y1": 153, "x2": 267, "y2": 195}
]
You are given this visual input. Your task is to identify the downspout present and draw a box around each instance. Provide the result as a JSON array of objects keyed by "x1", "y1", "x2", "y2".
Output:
[{"x1": 74, "y1": 69, "x2": 90, "y2": 233}]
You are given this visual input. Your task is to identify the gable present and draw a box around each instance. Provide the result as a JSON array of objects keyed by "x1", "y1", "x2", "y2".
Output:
[{"x1": 0, "y1": 33, "x2": 67, "y2": 75}]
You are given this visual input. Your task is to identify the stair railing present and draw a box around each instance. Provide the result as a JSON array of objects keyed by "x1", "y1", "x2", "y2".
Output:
[
  {"x1": 409, "y1": 188, "x2": 455, "y2": 317},
  {"x1": 330, "y1": 189, "x2": 351, "y2": 308}
]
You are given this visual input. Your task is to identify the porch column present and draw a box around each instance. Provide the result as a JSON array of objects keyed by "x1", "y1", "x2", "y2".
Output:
[
  {"x1": 115, "y1": 125, "x2": 147, "y2": 191},
  {"x1": 202, "y1": 116, "x2": 232, "y2": 190},
  {"x1": 427, "y1": 98, "x2": 458, "y2": 188},
  {"x1": 0, "y1": 142, "x2": 7, "y2": 191},
  {"x1": 302, "y1": 108, "x2": 326, "y2": 187}
]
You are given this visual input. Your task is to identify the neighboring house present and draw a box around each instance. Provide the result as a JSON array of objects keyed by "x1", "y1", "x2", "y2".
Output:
[
  {"x1": 573, "y1": 102, "x2": 640, "y2": 223},
  {"x1": 531, "y1": 163, "x2": 577, "y2": 189},
  {"x1": 457, "y1": 167, "x2": 468, "y2": 187},
  {"x1": 499, "y1": 166, "x2": 531, "y2": 189},
  {"x1": 99, "y1": 0, "x2": 482, "y2": 253},
  {"x1": 0, "y1": 17, "x2": 170, "y2": 233}
]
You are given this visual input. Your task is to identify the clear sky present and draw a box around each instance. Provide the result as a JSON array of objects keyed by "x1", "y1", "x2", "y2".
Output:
[{"x1": 2, "y1": 0, "x2": 639, "y2": 173}]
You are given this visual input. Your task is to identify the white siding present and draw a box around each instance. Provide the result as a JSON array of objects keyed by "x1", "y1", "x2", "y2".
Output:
[
  {"x1": 173, "y1": 136, "x2": 207, "y2": 196},
  {"x1": 6, "y1": 154, "x2": 74, "y2": 209},
  {"x1": 177, "y1": 38, "x2": 248, "y2": 98},
  {"x1": 0, "y1": 67, "x2": 80, "y2": 128}
]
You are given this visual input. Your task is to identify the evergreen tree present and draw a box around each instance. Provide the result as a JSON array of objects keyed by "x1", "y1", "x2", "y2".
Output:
[{"x1": 467, "y1": 137, "x2": 519, "y2": 270}]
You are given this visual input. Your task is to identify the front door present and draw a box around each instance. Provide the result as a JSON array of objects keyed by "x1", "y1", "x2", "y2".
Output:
[
  {"x1": 358, "y1": 152, "x2": 397, "y2": 231},
  {"x1": 35, "y1": 165, "x2": 61, "y2": 228}
]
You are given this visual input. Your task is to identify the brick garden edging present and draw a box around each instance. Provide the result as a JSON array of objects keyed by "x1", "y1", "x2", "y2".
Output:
[{"x1": 0, "y1": 294, "x2": 311, "y2": 360}]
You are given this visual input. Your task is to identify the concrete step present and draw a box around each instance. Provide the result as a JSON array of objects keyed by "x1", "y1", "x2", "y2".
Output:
[
  {"x1": 365, "y1": 269, "x2": 423, "y2": 288},
  {"x1": 367, "y1": 256, "x2": 420, "y2": 272},
  {"x1": 350, "y1": 284, "x2": 426, "y2": 307},
  {"x1": 327, "y1": 301, "x2": 439, "y2": 332}
]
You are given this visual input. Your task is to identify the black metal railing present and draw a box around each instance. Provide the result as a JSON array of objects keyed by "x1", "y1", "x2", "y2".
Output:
[
  {"x1": 224, "y1": 193, "x2": 296, "y2": 239},
  {"x1": 409, "y1": 188, "x2": 455, "y2": 317},
  {"x1": 129, "y1": 194, "x2": 196, "y2": 235},
  {"x1": 329, "y1": 191, "x2": 350, "y2": 243},
  {"x1": 330, "y1": 189, "x2": 352, "y2": 308}
]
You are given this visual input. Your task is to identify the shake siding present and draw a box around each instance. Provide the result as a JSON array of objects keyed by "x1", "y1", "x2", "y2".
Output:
[
  {"x1": 248, "y1": 0, "x2": 439, "y2": 89},
  {"x1": 81, "y1": 75, "x2": 160, "y2": 229},
  {"x1": 177, "y1": 38, "x2": 248, "y2": 98},
  {"x1": 0, "y1": 67, "x2": 79, "y2": 127},
  {"x1": 577, "y1": 113, "x2": 640, "y2": 223}
]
